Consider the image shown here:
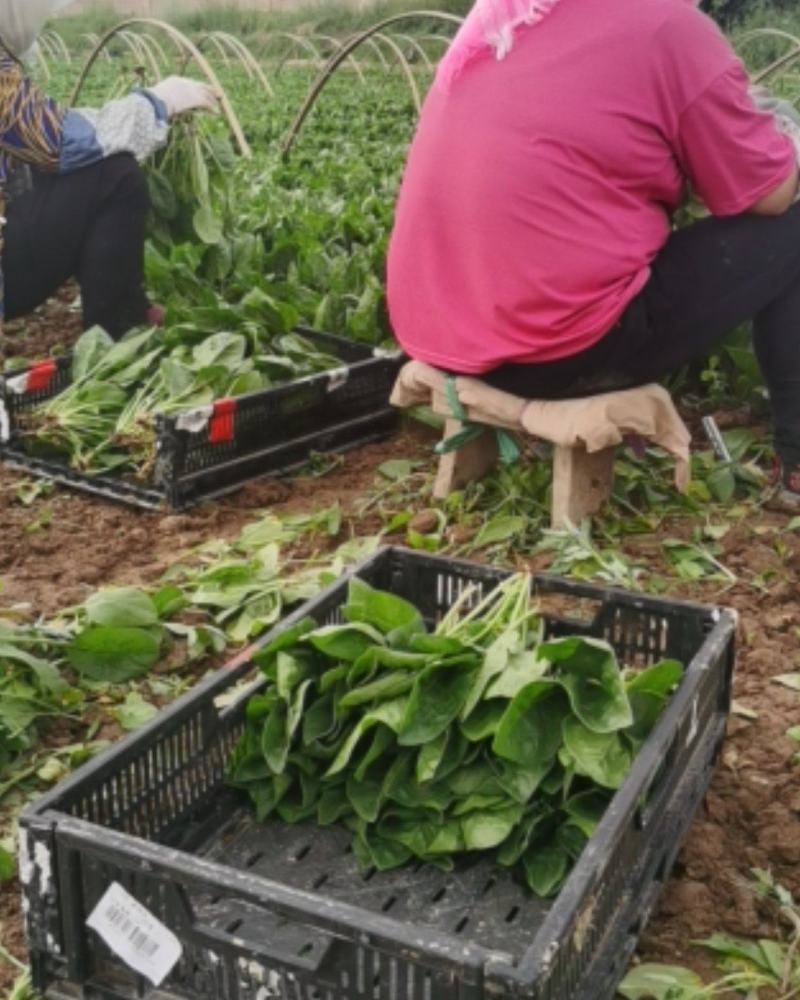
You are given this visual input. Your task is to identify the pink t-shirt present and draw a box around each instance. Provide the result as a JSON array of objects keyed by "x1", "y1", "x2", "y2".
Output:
[{"x1": 386, "y1": 0, "x2": 796, "y2": 373}]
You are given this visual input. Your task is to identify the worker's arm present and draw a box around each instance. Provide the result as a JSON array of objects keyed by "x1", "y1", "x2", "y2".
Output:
[
  {"x1": 0, "y1": 59, "x2": 168, "y2": 176},
  {"x1": 0, "y1": 60, "x2": 217, "y2": 178},
  {"x1": 672, "y1": 64, "x2": 799, "y2": 219},
  {"x1": 750, "y1": 162, "x2": 799, "y2": 215},
  {"x1": 749, "y1": 88, "x2": 800, "y2": 215}
]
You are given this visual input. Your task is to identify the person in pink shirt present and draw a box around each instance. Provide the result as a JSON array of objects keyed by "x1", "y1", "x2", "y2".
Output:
[{"x1": 387, "y1": 0, "x2": 800, "y2": 506}]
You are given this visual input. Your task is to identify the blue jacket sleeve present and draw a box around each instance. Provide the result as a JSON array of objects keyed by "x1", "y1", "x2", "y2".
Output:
[
  {"x1": 0, "y1": 63, "x2": 169, "y2": 182},
  {"x1": 59, "y1": 91, "x2": 169, "y2": 173}
]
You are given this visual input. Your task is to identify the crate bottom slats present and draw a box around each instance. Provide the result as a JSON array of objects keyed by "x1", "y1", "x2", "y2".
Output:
[
  {"x1": 0, "y1": 449, "x2": 166, "y2": 509},
  {"x1": 192, "y1": 804, "x2": 550, "y2": 958}
]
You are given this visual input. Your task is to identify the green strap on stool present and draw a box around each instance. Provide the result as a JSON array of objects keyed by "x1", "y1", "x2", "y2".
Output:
[{"x1": 433, "y1": 376, "x2": 521, "y2": 465}]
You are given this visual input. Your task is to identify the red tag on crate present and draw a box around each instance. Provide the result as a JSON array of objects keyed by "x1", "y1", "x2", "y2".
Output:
[
  {"x1": 208, "y1": 398, "x2": 236, "y2": 444},
  {"x1": 26, "y1": 360, "x2": 57, "y2": 393}
]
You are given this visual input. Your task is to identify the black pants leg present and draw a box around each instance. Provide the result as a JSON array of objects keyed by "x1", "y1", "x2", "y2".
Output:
[
  {"x1": 3, "y1": 153, "x2": 151, "y2": 340},
  {"x1": 482, "y1": 203, "x2": 800, "y2": 466}
]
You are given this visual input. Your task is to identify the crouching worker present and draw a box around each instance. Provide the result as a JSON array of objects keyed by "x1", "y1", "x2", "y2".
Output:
[
  {"x1": 387, "y1": 0, "x2": 800, "y2": 508},
  {"x1": 0, "y1": 0, "x2": 219, "y2": 341}
]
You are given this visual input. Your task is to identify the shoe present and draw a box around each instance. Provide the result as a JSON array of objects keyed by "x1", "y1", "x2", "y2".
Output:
[
  {"x1": 764, "y1": 457, "x2": 800, "y2": 512},
  {"x1": 145, "y1": 304, "x2": 166, "y2": 327}
]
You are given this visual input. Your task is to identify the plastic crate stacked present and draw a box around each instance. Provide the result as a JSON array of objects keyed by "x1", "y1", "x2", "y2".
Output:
[
  {"x1": 20, "y1": 548, "x2": 736, "y2": 1000},
  {"x1": 0, "y1": 328, "x2": 402, "y2": 510}
]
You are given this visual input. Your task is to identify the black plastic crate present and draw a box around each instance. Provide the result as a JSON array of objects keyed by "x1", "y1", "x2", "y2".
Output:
[
  {"x1": 0, "y1": 328, "x2": 402, "y2": 510},
  {"x1": 20, "y1": 549, "x2": 736, "y2": 1000}
]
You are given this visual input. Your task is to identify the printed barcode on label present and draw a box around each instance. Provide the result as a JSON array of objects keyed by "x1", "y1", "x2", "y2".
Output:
[
  {"x1": 105, "y1": 903, "x2": 160, "y2": 957},
  {"x1": 87, "y1": 882, "x2": 182, "y2": 986}
]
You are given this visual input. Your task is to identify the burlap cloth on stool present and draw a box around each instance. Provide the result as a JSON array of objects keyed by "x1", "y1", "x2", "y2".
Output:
[{"x1": 390, "y1": 360, "x2": 691, "y2": 490}]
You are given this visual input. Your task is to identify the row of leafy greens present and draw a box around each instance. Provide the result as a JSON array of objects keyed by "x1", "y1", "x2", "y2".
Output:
[
  {"x1": 141, "y1": 82, "x2": 401, "y2": 348},
  {"x1": 229, "y1": 573, "x2": 683, "y2": 898}
]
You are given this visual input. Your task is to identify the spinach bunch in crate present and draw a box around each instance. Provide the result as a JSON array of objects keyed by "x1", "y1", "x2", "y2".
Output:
[
  {"x1": 229, "y1": 574, "x2": 683, "y2": 898},
  {"x1": 21, "y1": 324, "x2": 341, "y2": 478}
]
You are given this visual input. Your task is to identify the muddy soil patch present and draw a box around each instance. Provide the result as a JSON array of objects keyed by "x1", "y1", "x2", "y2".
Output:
[
  {"x1": 637, "y1": 572, "x2": 800, "y2": 979},
  {"x1": 5, "y1": 285, "x2": 83, "y2": 368},
  {"x1": 0, "y1": 427, "x2": 433, "y2": 617}
]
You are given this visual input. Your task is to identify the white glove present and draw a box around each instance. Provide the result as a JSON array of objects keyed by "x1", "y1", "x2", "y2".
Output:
[
  {"x1": 146, "y1": 77, "x2": 220, "y2": 119},
  {"x1": 750, "y1": 85, "x2": 800, "y2": 127},
  {"x1": 771, "y1": 116, "x2": 800, "y2": 204},
  {"x1": 778, "y1": 116, "x2": 800, "y2": 162},
  {"x1": 750, "y1": 84, "x2": 800, "y2": 154},
  {"x1": 750, "y1": 85, "x2": 800, "y2": 202}
]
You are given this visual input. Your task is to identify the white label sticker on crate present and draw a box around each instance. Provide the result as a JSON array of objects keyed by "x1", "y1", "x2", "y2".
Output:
[
  {"x1": 86, "y1": 882, "x2": 183, "y2": 986},
  {"x1": 5, "y1": 373, "x2": 28, "y2": 395},
  {"x1": 327, "y1": 367, "x2": 350, "y2": 392},
  {"x1": 685, "y1": 695, "x2": 700, "y2": 749},
  {"x1": 175, "y1": 404, "x2": 213, "y2": 433}
]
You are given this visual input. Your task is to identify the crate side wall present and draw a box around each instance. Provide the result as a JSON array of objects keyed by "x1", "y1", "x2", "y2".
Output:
[
  {"x1": 167, "y1": 409, "x2": 399, "y2": 507},
  {"x1": 1, "y1": 356, "x2": 73, "y2": 451},
  {"x1": 571, "y1": 712, "x2": 725, "y2": 1000},
  {"x1": 35, "y1": 823, "x2": 485, "y2": 1000}
]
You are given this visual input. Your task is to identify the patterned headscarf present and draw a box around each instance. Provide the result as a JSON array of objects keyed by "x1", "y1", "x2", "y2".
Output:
[
  {"x1": 0, "y1": 0, "x2": 74, "y2": 60},
  {"x1": 0, "y1": 0, "x2": 73, "y2": 362},
  {"x1": 436, "y1": 0, "x2": 563, "y2": 92}
]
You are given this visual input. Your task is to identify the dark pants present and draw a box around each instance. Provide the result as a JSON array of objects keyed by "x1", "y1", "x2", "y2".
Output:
[
  {"x1": 3, "y1": 153, "x2": 151, "y2": 340},
  {"x1": 482, "y1": 202, "x2": 800, "y2": 467}
]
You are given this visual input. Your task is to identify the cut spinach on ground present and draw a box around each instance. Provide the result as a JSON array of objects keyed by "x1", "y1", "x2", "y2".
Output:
[{"x1": 229, "y1": 573, "x2": 683, "y2": 898}]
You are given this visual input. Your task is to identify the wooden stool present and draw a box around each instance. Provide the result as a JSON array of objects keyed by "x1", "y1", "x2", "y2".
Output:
[
  {"x1": 390, "y1": 360, "x2": 691, "y2": 530},
  {"x1": 433, "y1": 418, "x2": 615, "y2": 528}
]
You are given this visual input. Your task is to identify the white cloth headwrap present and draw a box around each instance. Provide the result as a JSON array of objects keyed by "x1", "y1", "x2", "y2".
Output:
[
  {"x1": 0, "y1": 0, "x2": 74, "y2": 59},
  {"x1": 436, "y1": 0, "x2": 562, "y2": 93}
]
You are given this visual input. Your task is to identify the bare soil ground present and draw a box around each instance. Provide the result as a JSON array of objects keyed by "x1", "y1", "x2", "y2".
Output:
[{"x1": 5, "y1": 286, "x2": 83, "y2": 368}]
